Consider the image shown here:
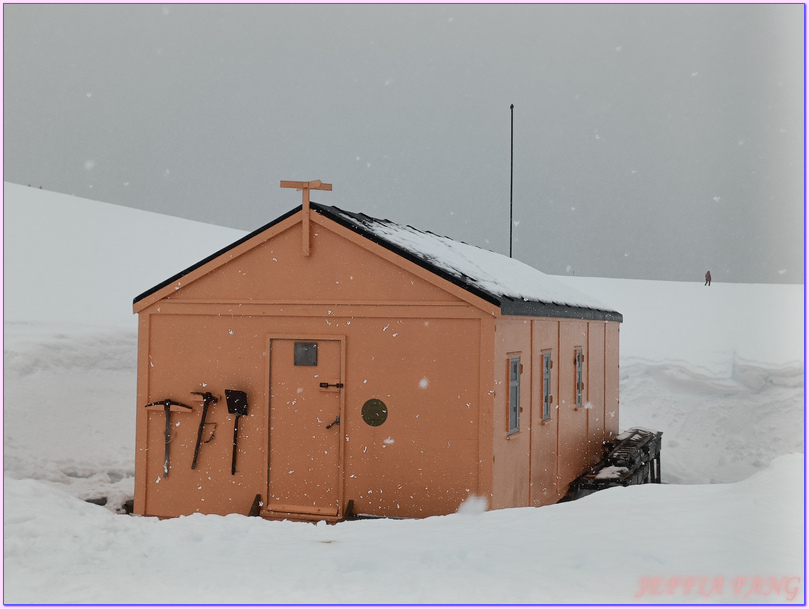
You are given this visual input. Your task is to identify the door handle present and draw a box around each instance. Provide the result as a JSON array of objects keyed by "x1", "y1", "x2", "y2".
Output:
[
  {"x1": 319, "y1": 382, "x2": 344, "y2": 389},
  {"x1": 326, "y1": 415, "x2": 340, "y2": 429}
]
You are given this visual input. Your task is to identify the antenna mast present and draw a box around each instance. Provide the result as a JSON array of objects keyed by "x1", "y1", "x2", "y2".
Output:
[{"x1": 509, "y1": 103, "x2": 514, "y2": 258}]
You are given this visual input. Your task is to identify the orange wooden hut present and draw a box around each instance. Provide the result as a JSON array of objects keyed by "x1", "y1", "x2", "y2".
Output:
[{"x1": 132, "y1": 181, "x2": 622, "y2": 522}]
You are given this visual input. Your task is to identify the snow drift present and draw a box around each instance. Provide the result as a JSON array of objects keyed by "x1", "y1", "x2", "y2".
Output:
[{"x1": 3, "y1": 182, "x2": 804, "y2": 604}]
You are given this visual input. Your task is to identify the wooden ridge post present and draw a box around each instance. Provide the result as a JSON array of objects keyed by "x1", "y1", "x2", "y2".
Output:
[{"x1": 280, "y1": 180, "x2": 333, "y2": 256}]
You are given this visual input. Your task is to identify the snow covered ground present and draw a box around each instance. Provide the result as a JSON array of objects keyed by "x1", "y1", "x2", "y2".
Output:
[{"x1": 3, "y1": 182, "x2": 805, "y2": 604}]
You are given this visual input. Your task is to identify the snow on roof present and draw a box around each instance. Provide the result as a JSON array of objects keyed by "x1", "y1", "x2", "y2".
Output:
[
  {"x1": 133, "y1": 201, "x2": 621, "y2": 320},
  {"x1": 318, "y1": 205, "x2": 621, "y2": 318}
]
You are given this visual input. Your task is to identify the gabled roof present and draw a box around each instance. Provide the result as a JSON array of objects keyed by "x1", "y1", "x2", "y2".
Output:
[{"x1": 134, "y1": 203, "x2": 622, "y2": 322}]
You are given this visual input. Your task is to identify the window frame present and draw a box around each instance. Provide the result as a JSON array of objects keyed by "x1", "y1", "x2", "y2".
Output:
[
  {"x1": 294, "y1": 341, "x2": 318, "y2": 367},
  {"x1": 507, "y1": 355, "x2": 521, "y2": 435},
  {"x1": 574, "y1": 346, "x2": 584, "y2": 408},
  {"x1": 541, "y1": 351, "x2": 552, "y2": 422}
]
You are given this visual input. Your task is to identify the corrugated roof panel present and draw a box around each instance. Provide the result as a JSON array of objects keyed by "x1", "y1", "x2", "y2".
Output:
[{"x1": 315, "y1": 204, "x2": 622, "y2": 321}]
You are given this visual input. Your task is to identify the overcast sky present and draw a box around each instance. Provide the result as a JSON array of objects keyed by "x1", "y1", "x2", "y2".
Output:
[{"x1": 4, "y1": 4, "x2": 804, "y2": 284}]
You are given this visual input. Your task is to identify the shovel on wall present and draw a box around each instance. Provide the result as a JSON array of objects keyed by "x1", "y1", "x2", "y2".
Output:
[
  {"x1": 144, "y1": 398, "x2": 193, "y2": 478},
  {"x1": 225, "y1": 389, "x2": 249, "y2": 475}
]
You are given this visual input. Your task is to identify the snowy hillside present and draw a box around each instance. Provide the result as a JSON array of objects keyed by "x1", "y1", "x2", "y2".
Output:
[
  {"x1": 3, "y1": 183, "x2": 804, "y2": 604},
  {"x1": 3, "y1": 182, "x2": 245, "y2": 327}
]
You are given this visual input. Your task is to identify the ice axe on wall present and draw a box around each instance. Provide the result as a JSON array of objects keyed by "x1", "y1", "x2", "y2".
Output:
[
  {"x1": 190, "y1": 391, "x2": 218, "y2": 470},
  {"x1": 225, "y1": 389, "x2": 248, "y2": 475},
  {"x1": 144, "y1": 398, "x2": 193, "y2": 478}
]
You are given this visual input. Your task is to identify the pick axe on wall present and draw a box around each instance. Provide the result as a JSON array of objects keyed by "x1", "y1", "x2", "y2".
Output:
[
  {"x1": 190, "y1": 391, "x2": 218, "y2": 470},
  {"x1": 225, "y1": 389, "x2": 249, "y2": 475},
  {"x1": 144, "y1": 398, "x2": 193, "y2": 478}
]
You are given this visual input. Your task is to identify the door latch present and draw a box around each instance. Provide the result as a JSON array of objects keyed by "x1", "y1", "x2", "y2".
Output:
[
  {"x1": 326, "y1": 415, "x2": 340, "y2": 429},
  {"x1": 319, "y1": 382, "x2": 344, "y2": 389}
]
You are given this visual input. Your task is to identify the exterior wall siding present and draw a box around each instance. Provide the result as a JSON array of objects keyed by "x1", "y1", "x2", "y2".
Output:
[
  {"x1": 530, "y1": 319, "x2": 562, "y2": 505},
  {"x1": 587, "y1": 322, "x2": 606, "y2": 466},
  {"x1": 134, "y1": 217, "x2": 490, "y2": 520},
  {"x1": 491, "y1": 317, "x2": 532, "y2": 510},
  {"x1": 136, "y1": 307, "x2": 487, "y2": 519},
  {"x1": 134, "y1": 212, "x2": 623, "y2": 520},
  {"x1": 556, "y1": 320, "x2": 589, "y2": 493},
  {"x1": 605, "y1": 321, "x2": 621, "y2": 439}
]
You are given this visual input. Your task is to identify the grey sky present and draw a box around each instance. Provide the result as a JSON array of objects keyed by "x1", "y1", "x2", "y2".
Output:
[{"x1": 4, "y1": 3, "x2": 804, "y2": 284}]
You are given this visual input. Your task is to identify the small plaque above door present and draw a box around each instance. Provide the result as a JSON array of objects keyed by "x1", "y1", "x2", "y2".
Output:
[{"x1": 294, "y1": 342, "x2": 318, "y2": 366}]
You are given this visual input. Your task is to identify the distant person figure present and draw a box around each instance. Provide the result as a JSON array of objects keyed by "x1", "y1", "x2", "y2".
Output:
[{"x1": 704, "y1": 271, "x2": 711, "y2": 286}]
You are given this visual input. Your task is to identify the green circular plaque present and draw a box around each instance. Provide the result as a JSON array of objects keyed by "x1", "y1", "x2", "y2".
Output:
[{"x1": 361, "y1": 398, "x2": 388, "y2": 427}]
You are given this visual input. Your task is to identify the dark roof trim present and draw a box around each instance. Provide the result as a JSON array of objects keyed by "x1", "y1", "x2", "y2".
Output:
[
  {"x1": 133, "y1": 206, "x2": 300, "y2": 304},
  {"x1": 500, "y1": 297, "x2": 624, "y2": 322}
]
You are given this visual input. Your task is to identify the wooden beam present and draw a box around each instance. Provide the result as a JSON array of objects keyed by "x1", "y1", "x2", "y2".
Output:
[
  {"x1": 280, "y1": 180, "x2": 332, "y2": 192},
  {"x1": 280, "y1": 180, "x2": 333, "y2": 256}
]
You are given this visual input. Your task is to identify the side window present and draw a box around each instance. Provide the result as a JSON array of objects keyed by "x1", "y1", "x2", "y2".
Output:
[
  {"x1": 508, "y1": 356, "x2": 521, "y2": 434},
  {"x1": 542, "y1": 351, "x2": 552, "y2": 421},
  {"x1": 574, "y1": 347, "x2": 584, "y2": 407}
]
